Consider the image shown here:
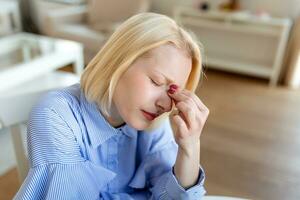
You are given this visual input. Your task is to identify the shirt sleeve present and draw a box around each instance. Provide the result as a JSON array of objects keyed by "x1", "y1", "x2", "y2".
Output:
[
  {"x1": 150, "y1": 165, "x2": 206, "y2": 199},
  {"x1": 128, "y1": 119, "x2": 206, "y2": 200},
  {"x1": 14, "y1": 94, "x2": 116, "y2": 200}
]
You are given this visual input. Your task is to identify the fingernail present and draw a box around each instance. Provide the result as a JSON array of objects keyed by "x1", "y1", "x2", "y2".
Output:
[
  {"x1": 168, "y1": 88, "x2": 176, "y2": 94},
  {"x1": 170, "y1": 84, "x2": 178, "y2": 90}
]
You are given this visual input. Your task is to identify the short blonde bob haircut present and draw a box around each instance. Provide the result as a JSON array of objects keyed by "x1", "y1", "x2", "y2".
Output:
[{"x1": 80, "y1": 12, "x2": 203, "y2": 126}]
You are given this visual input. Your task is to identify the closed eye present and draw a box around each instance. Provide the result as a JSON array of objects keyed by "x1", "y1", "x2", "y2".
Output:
[{"x1": 150, "y1": 78, "x2": 160, "y2": 86}]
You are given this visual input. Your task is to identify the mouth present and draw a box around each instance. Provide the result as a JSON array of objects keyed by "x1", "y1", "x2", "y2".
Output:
[{"x1": 141, "y1": 110, "x2": 158, "y2": 121}]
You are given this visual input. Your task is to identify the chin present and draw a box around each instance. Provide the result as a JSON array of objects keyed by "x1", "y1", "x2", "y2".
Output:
[
  {"x1": 125, "y1": 114, "x2": 150, "y2": 131},
  {"x1": 129, "y1": 120, "x2": 149, "y2": 131}
]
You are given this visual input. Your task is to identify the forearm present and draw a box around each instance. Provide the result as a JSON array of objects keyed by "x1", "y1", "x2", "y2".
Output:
[{"x1": 174, "y1": 141, "x2": 200, "y2": 189}]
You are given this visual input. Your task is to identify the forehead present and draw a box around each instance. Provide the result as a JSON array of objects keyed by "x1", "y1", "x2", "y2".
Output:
[{"x1": 145, "y1": 44, "x2": 192, "y2": 87}]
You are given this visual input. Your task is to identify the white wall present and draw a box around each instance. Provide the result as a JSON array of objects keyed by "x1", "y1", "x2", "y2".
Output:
[
  {"x1": 151, "y1": 0, "x2": 300, "y2": 19},
  {"x1": 241, "y1": 0, "x2": 300, "y2": 19}
]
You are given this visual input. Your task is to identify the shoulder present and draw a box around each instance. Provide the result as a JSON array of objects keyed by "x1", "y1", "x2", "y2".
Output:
[
  {"x1": 27, "y1": 84, "x2": 86, "y2": 166},
  {"x1": 29, "y1": 84, "x2": 83, "y2": 131},
  {"x1": 32, "y1": 84, "x2": 81, "y2": 117}
]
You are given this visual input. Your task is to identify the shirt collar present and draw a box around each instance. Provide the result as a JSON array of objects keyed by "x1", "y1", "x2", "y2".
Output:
[{"x1": 79, "y1": 86, "x2": 136, "y2": 148}]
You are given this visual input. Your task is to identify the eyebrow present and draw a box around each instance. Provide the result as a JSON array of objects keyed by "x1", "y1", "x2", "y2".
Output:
[{"x1": 153, "y1": 70, "x2": 175, "y2": 84}]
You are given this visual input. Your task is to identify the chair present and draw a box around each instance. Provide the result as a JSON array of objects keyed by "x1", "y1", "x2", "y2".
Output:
[
  {"x1": 44, "y1": 0, "x2": 150, "y2": 63},
  {"x1": 0, "y1": 71, "x2": 79, "y2": 183}
]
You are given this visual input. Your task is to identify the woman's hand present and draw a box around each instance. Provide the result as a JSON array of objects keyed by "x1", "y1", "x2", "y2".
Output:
[
  {"x1": 168, "y1": 85, "x2": 209, "y2": 156},
  {"x1": 167, "y1": 84, "x2": 209, "y2": 189}
]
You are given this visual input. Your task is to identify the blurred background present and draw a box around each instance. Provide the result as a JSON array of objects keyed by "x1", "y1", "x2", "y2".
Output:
[{"x1": 0, "y1": 0, "x2": 300, "y2": 199}]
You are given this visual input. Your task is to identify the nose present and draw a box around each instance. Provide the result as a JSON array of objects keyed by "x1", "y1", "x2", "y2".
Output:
[{"x1": 155, "y1": 90, "x2": 173, "y2": 113}]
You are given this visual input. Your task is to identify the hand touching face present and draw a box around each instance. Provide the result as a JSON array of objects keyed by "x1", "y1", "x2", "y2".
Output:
[{"x1": 168, "y1": 84, "x2": 209, "y2": 152}]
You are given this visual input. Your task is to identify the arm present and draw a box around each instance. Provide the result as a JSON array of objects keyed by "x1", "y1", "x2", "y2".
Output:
[
  {"x1": 168, "y1": 87, "x2": 209, "y2": 189},
  {"x1": 14, "y1": 93, "x2": 113, "y2": 200},
  {"x1": 125, "y1": 119, "x2": 206, "y2": 200},
  {"x1": 14, "y1": 92, "x2": 173, "y2": 200},
  {"x1": 97, "y1": 85, "x2": 208, "y2": 199},
  {"x1": 174, "y1": 141, "x2": 200, "y2": 189}
]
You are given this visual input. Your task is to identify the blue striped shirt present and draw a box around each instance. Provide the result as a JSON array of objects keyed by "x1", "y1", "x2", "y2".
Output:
[{"x1": 14, "y1": 83, "x2": 206, "y2": 199}]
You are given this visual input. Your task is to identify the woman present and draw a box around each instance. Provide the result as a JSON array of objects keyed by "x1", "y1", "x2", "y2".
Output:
[{"x1": 15, "y1": 12, "x2": 209, "y2": 199}]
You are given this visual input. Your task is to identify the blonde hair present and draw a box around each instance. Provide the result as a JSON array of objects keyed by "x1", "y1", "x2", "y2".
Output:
[{"x1": 80, "y1": 12, "x2": 203, "y2": 127}]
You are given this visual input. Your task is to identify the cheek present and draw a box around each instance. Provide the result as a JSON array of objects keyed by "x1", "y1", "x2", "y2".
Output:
[{"x1": 133, "y1": 77, "x2": 155, "y2": 102}]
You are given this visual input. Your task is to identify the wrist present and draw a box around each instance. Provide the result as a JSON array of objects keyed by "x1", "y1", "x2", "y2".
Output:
[
  {"x1": 178, "y1": 140, "x2": 200, "y2": 159},
  {"x1": 174, "y1": 144, "x2": 201, "y2": 189}
]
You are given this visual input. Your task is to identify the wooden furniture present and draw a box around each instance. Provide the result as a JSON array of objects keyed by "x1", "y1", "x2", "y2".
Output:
[
  {"x1": 174, "y1": 6, "x2": 292, "y2": 86},
  {"x1": 285, "y1": 15, "x2": 300, "y2": 88}
]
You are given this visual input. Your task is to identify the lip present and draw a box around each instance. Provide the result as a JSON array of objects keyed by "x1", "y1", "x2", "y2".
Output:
[{"x1": 141, "y1": 110, "x2": 158, "y2": 121}]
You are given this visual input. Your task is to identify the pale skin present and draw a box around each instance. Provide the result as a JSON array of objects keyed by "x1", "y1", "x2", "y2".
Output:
[
  {"x1": 106, "y1": 44, "x2": 209, "y2": 189},
  {"x1": 169, "y1": 88, "x2": 209, "y2": 188}
]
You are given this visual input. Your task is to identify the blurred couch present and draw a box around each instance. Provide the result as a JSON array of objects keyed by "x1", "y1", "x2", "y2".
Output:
[
  {"x1": 0, "y1": 0, "x2": 22, "y2": 36},
  {"x1": 43, "y1": 0, "x2": 150, "y2": 64}
]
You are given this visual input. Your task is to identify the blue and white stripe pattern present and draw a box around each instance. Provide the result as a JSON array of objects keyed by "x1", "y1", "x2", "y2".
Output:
[{"x1": 14, "y1": 83, "x2": 206, "y2": 199}]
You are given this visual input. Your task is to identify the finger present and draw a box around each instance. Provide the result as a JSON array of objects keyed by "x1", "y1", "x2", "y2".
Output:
[
  {"x1": 175, "y1": 101, "x2": 196, "y2": 129},
  {"x1": 181, "y1": 90, "x2": 209, "y2": 113},
  {"x1": 168, "y1": 91, "x2": 191, "y2": 105},
  {"x1": 169, "y1": 91, "x2": 200, "y2": 117},
  {"x1": 168, "y1": 89, "x2": 209, "y2": 119},
  {"x1": 171, "y1": 114, "x2": 189, "y2": 139}
]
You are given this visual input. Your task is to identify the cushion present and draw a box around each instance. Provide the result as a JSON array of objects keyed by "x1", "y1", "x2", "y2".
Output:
[
  {"x1": 90, "y1": 21, "x2": 122, "y2": 35},
  {"x1": 86, "y1": 0, "x2": 150, "y2": 25}
]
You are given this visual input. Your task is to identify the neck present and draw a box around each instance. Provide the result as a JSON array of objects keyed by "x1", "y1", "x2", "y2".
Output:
[{"x1": 104, "y1": 102, "x2": 125, "y2": 128}]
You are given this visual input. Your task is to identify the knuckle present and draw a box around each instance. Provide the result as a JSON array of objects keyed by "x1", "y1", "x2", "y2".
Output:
[
  {"x1": 206, "y1": 108, "x2": 210, "y2": 114},
  {"x1": 185, "y1": 92, "x2": 192, "y2": 97}
]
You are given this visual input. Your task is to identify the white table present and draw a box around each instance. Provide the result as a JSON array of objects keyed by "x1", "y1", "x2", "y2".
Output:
[{"x1": 0, "y1": 32, "x2": 84, "y2": 92}]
